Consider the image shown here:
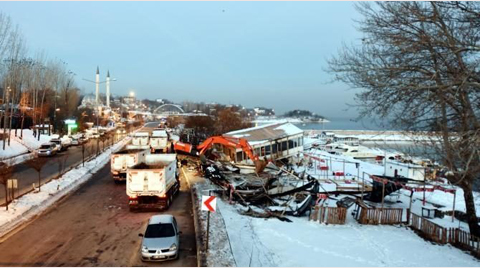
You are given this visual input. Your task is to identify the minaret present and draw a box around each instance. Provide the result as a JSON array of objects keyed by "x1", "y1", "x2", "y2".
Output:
[
  {"x1": 95, "y1": 66, "x2": 100, "y2": 105},
  {"x1": 106, "y1": 70, "x2": 110, "y2": 108}
]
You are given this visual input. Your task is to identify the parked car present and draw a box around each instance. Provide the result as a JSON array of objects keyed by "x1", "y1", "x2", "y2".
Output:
[
  {"x1": 37, "y1": 143, "x2": 58, "y2": 157},
  {"x1": 71, "y1": 137, "x2": 80, "y2": 146},
  {"x1": 61, "y1": 135, "x2": 72, "y2": 148},
  {"x1": 50, "y1": 138, "x2": 65, "y2": 152},
  {"x1": 139, "y1": 215, "x2": 181, "y2": 261}
]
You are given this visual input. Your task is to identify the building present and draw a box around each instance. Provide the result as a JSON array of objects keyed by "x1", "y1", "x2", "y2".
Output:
[
  {"x1": 385, "y1": 161, "x2": 426, "y2": 181},
  {"x1": 334, "y1": 135, "x2": 360, "y2": 145},
  {"x1": 32, "y1": 124, "x2": 53, "y2": 135},
  {"x1": 78, "y1": 94, "x2": 103, "y2": 109},
  {"x1": 223, "y1": 122, "x2": 304, "y2": 164}
]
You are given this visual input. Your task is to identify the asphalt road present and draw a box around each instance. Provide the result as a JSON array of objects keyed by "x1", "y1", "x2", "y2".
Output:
[
  {"x1": 0, "y1": 132, "x2": 127, "y2": 206},
  {"x1": 0, "y1": 122, "x2": 197, "y2": 267}
]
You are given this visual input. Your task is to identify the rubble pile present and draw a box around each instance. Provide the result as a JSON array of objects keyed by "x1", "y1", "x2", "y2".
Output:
[{"x1": 198, "y1": 158, "x2": 320, "y2": 218}]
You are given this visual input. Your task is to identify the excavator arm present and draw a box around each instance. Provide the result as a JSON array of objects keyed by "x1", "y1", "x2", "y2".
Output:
[
  {"x1": 175, "y1": 136, "x2": 266, "y2": 172},
  {"x1": 197, "y1": 136, "x2": 259, "y2": 162}
]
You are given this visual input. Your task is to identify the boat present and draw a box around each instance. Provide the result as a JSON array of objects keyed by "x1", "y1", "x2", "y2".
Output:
[{"x1": 335, "y1": 144, "x2": 379, "y2": 159}]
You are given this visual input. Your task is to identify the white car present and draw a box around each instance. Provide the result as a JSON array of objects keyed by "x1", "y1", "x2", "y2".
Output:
[
  {"x1": 49, "y1": 138, "x2": 64, "y2": 151},
  {"x1": 61, "y1": 136, "x2": 72, "y2": 148},
  {"x1": 139, "y1": 215, "x2": 181, "y2": 261},
  {"x1": 37, "y1": 143, "x2": 58, "y2": 157}
]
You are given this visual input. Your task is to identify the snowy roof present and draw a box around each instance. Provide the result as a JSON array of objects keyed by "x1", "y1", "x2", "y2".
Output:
[{"x1": 224, "y1": 122, "x2": 303, "y2": 143}]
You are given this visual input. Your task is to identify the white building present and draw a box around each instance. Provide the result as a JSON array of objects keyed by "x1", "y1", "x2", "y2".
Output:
[
  {"x1": 223, "y1": 122, "x2": 304, "y2": 164},
  {"x1": 334, "y1": 135, "x2": 360, "y2": 146},
  {"x1": 385, "y1": 161, "x2": 426, "y2": 181}
]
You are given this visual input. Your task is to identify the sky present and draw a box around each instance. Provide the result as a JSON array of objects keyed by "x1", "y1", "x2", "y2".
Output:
[{"x1": 0, "y1": 1, "x2": 363, "y2": 118}]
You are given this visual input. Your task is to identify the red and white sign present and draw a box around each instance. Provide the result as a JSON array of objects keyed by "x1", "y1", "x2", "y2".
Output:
[{"x1": 202, "y1": 195, "x2": 217, "y2": 212}]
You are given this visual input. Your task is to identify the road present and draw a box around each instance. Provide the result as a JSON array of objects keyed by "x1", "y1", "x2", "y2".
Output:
[
  {"x1": 0, "y1": 122, "x2": 197, "y2": 266},
  {"x1": 0, "y1": 132, "x2": 127, "y2": 206}
]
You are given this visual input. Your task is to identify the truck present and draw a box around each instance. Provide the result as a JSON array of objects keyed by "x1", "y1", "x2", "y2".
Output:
[
  {"x1": 110, "y1": 149, "x2": 148, "y2": 183},
  {"x1": 132, "y1": 132, "x2": 150, "y2": 146},
  {"x1": 149, "y1": 129, "x2": 169, "y2": 153},
  {"x1": 126, "y1": 154, "x2": 180, "y2": 211}
]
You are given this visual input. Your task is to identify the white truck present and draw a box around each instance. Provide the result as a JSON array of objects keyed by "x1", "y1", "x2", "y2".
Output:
[
  {"x1": 126, "y1": 154, "x2": 179, "y2": 211},
  {"x1": 110, "y1": 149, "x2": 148, "y2": 183},
  {"x1": 149, "y1": 129, "x2": 169, "y2": 153},
  {"x1": 131, "y1": 131, "x2": 150, "y2": 145},
  {"x1": 127, "y1": 131, "x2": 150, "y2": 150}
]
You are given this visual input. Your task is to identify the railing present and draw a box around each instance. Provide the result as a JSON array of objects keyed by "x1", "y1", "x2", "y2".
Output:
[
  {"x1": 410, "y1": 213, "x2": 447, "y2": 244},
  {"x1": 310, "y1": 206, "x2": 347, "y2": 224},
  {"x1": 449, "y1": 228, "x2": 480, "y2": 258},
  {"x1": 357, "y1": 207, "x2": 403, "y2": 225}
]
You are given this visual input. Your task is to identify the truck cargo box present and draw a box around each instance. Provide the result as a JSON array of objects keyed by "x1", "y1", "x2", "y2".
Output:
[
  {"x1": 110, "y1": 149, "x2": 148, "y2": 182},
  {"x1": 127, "y1": 154, "x2": 179, "y2": 211}
]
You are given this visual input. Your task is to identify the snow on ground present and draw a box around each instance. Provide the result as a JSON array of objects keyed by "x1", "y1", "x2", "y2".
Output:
[
  {"x1": 15, "y1": 130, "x2": 53, "y2": 150},
  {"x1": 0, "y1": 129, "x2": 54, "y2": 161},
  {"x1": 0, "y1": 135, "x2": 130, "y2": 238},
  {"x1": 193, "y1": 133, "x2": 480, "y2": 266},
  {"x1": 299, "y1": 145, "x2": 480, "y2": 217},
  {"x1": 190, "y1": 177, "x2": 236, "y2": 267},
  {"x1": 304, "y1": 130, "x2": 437, "y2": 143},
  {"x1": 219, "y1": 199, "x2": 479, "y2": 267}
]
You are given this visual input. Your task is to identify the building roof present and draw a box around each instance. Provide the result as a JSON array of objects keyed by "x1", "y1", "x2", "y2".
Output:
[{"x1": 224, "y1": 122, "x2": 303, "y2": 145}]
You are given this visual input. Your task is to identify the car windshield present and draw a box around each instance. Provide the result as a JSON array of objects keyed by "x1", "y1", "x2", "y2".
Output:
[
  {"x1": 40, "y1": 145, "x2": 51, "y2": 149},
  {"x1": 144, "y1": 223, "x2": 175, "y2": 238}
]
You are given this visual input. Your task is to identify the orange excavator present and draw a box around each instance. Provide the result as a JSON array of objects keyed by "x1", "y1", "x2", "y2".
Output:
[{"x1": 173, "y1": 136, "x2": 267, "y2": 172}]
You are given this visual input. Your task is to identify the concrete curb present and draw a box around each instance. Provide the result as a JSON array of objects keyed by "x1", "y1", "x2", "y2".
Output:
[{"x1": 182, "y1": 167, "x2": 206, "y2": 267}]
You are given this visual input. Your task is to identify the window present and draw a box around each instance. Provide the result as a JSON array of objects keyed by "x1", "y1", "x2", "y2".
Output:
[
  {"x1": 281, "y1": 141, "x2": 288, "y2": 151},
  {"x1": 272, "y1": 143, "x2": 277, "y2": 153},
  {"x1": 288, "y1": 140, "x2": 293, "y2": 149},
  {"x1": 145, "y1": 223, "x2": 175, "y2": 238},
  {"x1": 237, "y1": 151, "x2": 243, "y2": 161},
  {"x1": 265, "y1": 145, "x2": 271, "y2": 155}
]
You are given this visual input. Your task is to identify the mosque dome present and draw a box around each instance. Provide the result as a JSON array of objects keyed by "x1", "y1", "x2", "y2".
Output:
[{"x1": 79, "y1": 94, "x2": 102, "y2": 108}]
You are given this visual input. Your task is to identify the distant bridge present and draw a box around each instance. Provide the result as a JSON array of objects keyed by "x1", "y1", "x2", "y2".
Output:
[{"x1": 153, "y1": 104, "x2": 185, "y2": 115}]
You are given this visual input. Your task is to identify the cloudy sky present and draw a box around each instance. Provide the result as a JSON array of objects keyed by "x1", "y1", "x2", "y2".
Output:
[{"x1": 1, "y1": 1, "x2": 363, "y2": 118}]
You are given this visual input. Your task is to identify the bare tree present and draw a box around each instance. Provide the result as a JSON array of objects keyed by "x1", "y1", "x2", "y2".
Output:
[
  {"x1": 0, "y1": 161, "x2": 14, "y2": 210},
  {"x1": 56, "y1": 154, "x2": 68, "y2": 179},
  {"x1": 328, "y1": 1, "x2": 480, "y2": 235},
  {"x1": 25, "y1": 157, "x2": 48, "y2": 192}
]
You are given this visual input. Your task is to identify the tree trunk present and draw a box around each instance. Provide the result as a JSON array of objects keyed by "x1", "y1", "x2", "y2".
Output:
[
  {"x1": 20, "y1": 113, "x2": 25, "y2": 138},
  {"x1": 3, "y1": 90, "x2": 9, "y2": 150},
  {"x1": 8, "y1": 95, "x2": 14, "y2": 146},
  {"x1": 38, "y1": 171, "x2": 41, "y2": 192},
  {"x1": 461, "y1": 183, "x2": 480, "y2": 236},
  {"x1": 4, "y1": 184, "x2": 8, "y2": 211}
]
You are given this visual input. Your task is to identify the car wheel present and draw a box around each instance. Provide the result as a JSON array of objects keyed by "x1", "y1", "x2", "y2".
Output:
[{"x1": 166, "y1": 197, "x2": 170, "y2": 210}]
